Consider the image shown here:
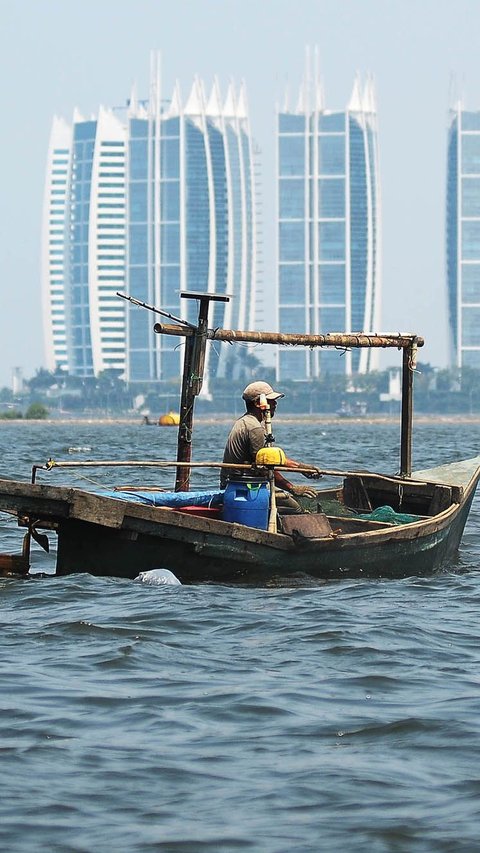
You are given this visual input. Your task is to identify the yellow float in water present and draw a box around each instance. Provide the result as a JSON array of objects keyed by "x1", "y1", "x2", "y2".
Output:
[{"x1": 158, "y1": 411, "x2": 180, "y2": 426}]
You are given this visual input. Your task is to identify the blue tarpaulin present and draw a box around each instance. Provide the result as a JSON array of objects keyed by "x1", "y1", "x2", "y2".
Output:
[{"x1": 97, "y1": 489, "x2": 224, "y2": 508}]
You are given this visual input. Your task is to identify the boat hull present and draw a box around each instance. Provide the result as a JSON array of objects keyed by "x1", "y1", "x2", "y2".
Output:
[
  {"x1": 0, "y1": 455, "x2": 478, "y2": 584},
  {"x1": 52, "y1": 490, "x2": 474, "y2": 583}
]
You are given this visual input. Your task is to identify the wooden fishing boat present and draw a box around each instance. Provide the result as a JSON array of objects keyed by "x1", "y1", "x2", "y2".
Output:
[
  {"x1": 0, "y1": 455, "x2": 478, "y2": 582},
  {"x1": 0, "y1": 291, "x2": 478, "y2": 582}
]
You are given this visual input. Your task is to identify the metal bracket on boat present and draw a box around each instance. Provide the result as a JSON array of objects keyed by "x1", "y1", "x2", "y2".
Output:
[
  {"x1": 30, "y1": 525, "x2": 50, "y2": 553},
  {"x1": 31, "y1": 462, "x2": 54, "y2": 484}
]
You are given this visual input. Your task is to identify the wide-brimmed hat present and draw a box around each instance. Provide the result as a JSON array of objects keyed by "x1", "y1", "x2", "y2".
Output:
[{"x1": 242, "y1": 381, "x2": 285, "y2": 402}]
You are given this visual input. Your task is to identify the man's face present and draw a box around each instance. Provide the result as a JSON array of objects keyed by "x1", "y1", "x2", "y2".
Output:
[{"x1": 269, "y1": 399, "x2": 278, "y2": 417}]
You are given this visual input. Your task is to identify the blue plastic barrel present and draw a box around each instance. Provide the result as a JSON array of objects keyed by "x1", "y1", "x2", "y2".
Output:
[{"x1": 222, "y1": 481, "x2": 270, "y2": 530}]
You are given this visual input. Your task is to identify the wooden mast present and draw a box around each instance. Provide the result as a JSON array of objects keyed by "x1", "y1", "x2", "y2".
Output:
[
  {"x1": 400, "y1": 339, "x2": 418, "y2": 477},
  {"x1": 175, "y1": 293, "x2": 229, "y2": 492}
]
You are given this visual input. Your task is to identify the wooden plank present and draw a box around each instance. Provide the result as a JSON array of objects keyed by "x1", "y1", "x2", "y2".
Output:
[
  {"x1": 413, "y1": 455, "x2": 480, "y2": 490},
  {"x1": 428, "y1": 485, "x2": 453, "y2": 515},
  {"x1": 0, "y1": 479, "x2": 73, "y2": 519},
  {"x1": 343, "y1": 477, "x2": 372, "y2": 511},
  {"x1": 356, "y1": 475, "x2": 437, "y2": 515},
  {"x1": 279, "y1": 513, "x2": 334, "y2": 539},
  {"x1": 327, "y1": 516, "x2": 396, "y2": 534},
  {"x1": 359, "y1": 476, "x2": 433, "y2": 497},
  {"x1": 71, "y1": 491, "x2": 126, "y2": 529}
]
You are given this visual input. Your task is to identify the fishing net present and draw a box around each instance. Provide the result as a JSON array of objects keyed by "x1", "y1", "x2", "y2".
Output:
[{"x1": 357, "y1": 505, "x2": 422, "y2": 525}]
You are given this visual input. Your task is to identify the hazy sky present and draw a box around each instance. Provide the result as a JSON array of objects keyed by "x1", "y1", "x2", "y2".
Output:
[{"x1": 2, "y1": 0, "x2": 480, "y2": 387}]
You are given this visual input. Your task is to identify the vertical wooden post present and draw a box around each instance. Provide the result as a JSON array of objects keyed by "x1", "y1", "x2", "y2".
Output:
[
  {"x1": 190, "y1": 294, "x2": 210, "y2": 397},
  {"x1": 400, "y1": 343, "x2": 415, "y2": 477},
  {"x1": 175, "y1": 333, "x2": 196, "y2": 492},
  {"x1": 174, "y1": 292, "x2": 229, "y2": 492}
]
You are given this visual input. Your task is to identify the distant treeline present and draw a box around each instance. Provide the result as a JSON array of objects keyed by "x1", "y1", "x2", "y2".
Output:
[{"x1": 1, "y1": 364, "x2": 480, "y2": 417}]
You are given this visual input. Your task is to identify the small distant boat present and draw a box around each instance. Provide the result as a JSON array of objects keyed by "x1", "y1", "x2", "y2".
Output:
[{"x1": 336, "y1": 401, "x2": 368, "y2": 418}]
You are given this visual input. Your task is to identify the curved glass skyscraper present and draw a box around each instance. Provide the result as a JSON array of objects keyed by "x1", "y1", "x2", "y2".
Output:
[
  {"x1": 41, "y1": 56, "x2": 257, "y2": 383},
  {"x1": 447, "y1": 103, "x2": 480, "y2": 369},
  {"x1": 41, "y1": 116, "x2": 72, "y2": 373},
  {"x1": 276, "y1": 61, "x2": 381, "y2": 379},
  {"x1": 42, "y1": 108, "x2": 127, "y2": 378},
  {"x1": 126, "y1": 65, "x2": 257, "y2": 383}
]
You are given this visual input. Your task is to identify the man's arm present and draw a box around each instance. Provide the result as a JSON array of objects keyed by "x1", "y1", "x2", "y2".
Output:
[
  {"x1": 282, "y1": 457, "x2": 322, "y2": 479},
  {"x1": 274, "y1": 456, "x2": 322, "y2": 498},
  {"x1": 274, "y1": 464, "x2": 318, "y2": 499}
]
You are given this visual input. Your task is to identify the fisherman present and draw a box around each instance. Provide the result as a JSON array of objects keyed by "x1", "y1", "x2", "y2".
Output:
[{"x1": 220, "y1": 381, "x2": 322, "y2": 512}]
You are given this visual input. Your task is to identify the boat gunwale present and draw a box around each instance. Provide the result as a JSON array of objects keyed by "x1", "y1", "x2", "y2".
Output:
[{"x1": 1, "y1": 467, "x2": 476, "y2": 553}]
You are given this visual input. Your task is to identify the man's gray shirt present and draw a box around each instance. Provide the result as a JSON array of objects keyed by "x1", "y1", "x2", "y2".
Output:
[{"x1": 220, "y1": 413, "x2": 266, "y2": 488}]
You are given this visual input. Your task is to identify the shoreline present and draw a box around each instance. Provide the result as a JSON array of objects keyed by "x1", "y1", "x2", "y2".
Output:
[{"x1": 1, "y1": 414, "x2": 480, "y2": 426}]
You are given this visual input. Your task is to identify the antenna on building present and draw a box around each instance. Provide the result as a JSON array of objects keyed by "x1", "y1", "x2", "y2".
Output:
[
  {"x1": 149, "y1": 49, "x2": 161, "y2": 119},
  {"x1": 313, "y1": 44, "x2": 323, "y2": 112},
  {"x1": 348, "y1": 73, "x2": 363, "y2": 112},
  {"x1": 297, "y1": 44, "x2": 311, "y2": 114}
]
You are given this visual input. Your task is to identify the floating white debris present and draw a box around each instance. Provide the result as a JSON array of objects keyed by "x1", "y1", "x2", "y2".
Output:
[
  {"x1": 67, "y1": 446, "x2": 92, "y2": 453},
  {"x1": 135, "y1": 568, "x2": 182, "y2": 585}
]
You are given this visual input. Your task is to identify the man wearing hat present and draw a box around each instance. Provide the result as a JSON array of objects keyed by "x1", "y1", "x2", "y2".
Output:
[{"x1": 220, "y1": 380, "x2": 321, "y2": 510}]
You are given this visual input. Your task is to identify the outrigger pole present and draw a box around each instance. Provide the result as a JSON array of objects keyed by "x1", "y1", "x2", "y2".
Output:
[{"x1": 119, "y1": 291, "x2": 423, "y2": 486}]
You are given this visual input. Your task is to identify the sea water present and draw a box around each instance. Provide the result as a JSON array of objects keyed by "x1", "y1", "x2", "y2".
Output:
[{"x1": 0, "y1": 419, "x2": 480, "y2": 852}]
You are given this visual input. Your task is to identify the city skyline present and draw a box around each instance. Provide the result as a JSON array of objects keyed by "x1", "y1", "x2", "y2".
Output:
[{"x1": 3, "y1": 0, "x2": 480, "y2": 388}]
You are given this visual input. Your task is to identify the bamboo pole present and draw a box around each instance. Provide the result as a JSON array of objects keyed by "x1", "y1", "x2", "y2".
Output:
[
  {"x1": 154, "y1": 323, "x2": 424, "y2": 350},
  {"x1": 267, "y1": 471, "x2": 277, "y2": 534},
  {"x1": 40, "y1": 459, "x2": 432, "y2": 487}
]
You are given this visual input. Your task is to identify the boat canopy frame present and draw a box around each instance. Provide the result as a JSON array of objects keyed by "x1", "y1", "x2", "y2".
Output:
[{"x1": 118, "y1": 291, "x2": 423, "y2": 488}]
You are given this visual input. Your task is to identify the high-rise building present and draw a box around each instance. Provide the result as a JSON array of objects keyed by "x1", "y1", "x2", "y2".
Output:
[
  {"x1": 276, "y1": 58, "x2": 381, "y2": 379},
  {"x1": 447, "y1": 103, "x2": 480, "y2": 369},
  {"x1": 41, "y1": 115, "x2": 73, "y2": 374},
  {"x1": 126, "y1": 60, "x2": 258, "y2": 383},
  {"x1": 41, "y1": 56, "x2": 258, "y2": 383}
]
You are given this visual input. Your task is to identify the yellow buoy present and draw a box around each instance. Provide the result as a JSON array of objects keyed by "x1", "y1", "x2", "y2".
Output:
[
  {"x1": 158, "y1": 411, "x2": 180, "y2": 426},
  {"x1": 255, "y1": 446, "x2": 286, "y2": 467}
]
